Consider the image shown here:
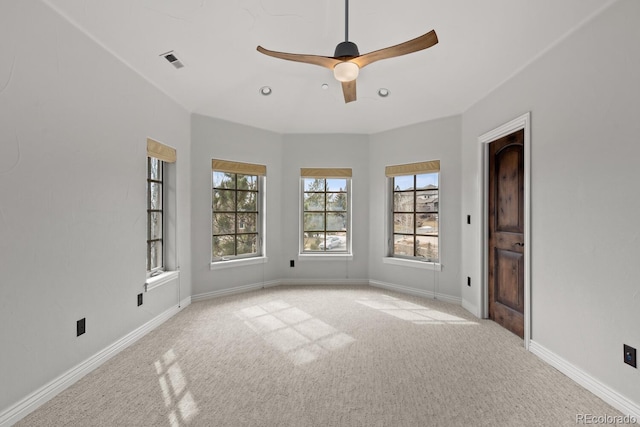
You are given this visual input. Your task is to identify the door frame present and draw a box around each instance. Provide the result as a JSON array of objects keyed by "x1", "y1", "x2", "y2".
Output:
[{"x1": 478, "y1": 112, "x2": 531, "y2": 349}]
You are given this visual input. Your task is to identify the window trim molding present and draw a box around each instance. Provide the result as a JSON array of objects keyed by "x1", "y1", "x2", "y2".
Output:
[
  {"x1": 145, "y1": 270, "x2": 180, "y2": 292},
  {"x1": 299, "y1": 176, "x2": 352, "y2": 255},
  {"x1": 211, "y1": 169, "x2": 266, "y2": 263},
  {"x1": 387, "y1": 168, "x2": 441, "y2": 263},
  {"x1": 210, "y1": 256, "x2": 268, "y2": 270},
  {"x1": 382, "y1": 257, "x2": 442, "y2": 271}
]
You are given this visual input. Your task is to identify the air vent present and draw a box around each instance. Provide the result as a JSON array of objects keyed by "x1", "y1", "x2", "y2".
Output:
[{"x1": 160, "y1": 50, "x2": 184, "y2": 69}]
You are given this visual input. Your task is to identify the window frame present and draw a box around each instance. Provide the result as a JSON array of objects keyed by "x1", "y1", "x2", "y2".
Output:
[
  {"x1": 211, "y1": 171, "x2": 265, "y2": 263},
  {"x1": 299, "y1": 177, "x2": 352, "y2": 255},
  {"x1": 147, "y1": 156, "x2": 164, "y2": 276},
  {"x1": 388, "y1": 171, "x2": 440, "y2": 263}
]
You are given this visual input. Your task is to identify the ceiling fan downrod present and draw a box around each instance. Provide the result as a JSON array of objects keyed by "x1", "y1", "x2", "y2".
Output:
[{"x1": 334, "y1": 0, "x2": 359, "y2": 58}]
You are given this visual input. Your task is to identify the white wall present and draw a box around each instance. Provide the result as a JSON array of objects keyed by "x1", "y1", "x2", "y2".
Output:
[
  {"x1": 0, "y1": 0, "x2": 191, "y2": 414},
  {"x1": 281, "y1": 134, "x2": 370, "y2": 283},
  {"x1": 461, "y1": 0, "x2": 639, "y2": 407},
  {"x1": 190, "y1": 115, "x2": 283, "y2": 296},
  {"x1": 369, "y1": 116, "x2": 463, "y2": 300}
]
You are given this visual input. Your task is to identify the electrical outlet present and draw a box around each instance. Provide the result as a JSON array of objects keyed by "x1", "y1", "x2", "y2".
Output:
[
  {"x1": 137, "y1": 293, "x2": 143, "y2": 307},
  {"x1": 467, "y1": 215, "x2": 471, "y2": 225},
  {"x1": 467, "y1": 277, "x2": 471, "y2": 287},
  {"x1": 624, "y1": 344, "x2": 637, "y2": 368},
  {"x1": 290, "y1": 260, "x2": 295, "y2": 267},
  {"x1": 77, "y1": 318, "x2": 86, "y2": 337}
]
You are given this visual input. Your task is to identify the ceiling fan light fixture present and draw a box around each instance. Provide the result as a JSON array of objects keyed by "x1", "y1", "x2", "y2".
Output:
[{"x1": 333, "y1": 62, "x2": 359, "y2": 82}]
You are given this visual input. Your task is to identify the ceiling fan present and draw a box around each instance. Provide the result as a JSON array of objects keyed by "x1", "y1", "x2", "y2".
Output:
[{"x1": 256, "y1": 0, "x2": 438, "y2": 103}]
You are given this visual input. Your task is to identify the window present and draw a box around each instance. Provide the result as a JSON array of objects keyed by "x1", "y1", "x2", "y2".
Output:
[
  {"x1": 387, "y1": 161, "x2": 440, "y2": 262},
  {"x1": 212, "y1": 159, "x2": 266, "y2": 262},
  {"x1": 146, "y1": 138, "x2": 176, "y2": 276},
  {"x1": 300, "y1": 168, "x2": 351, "y2": 253},
  {"x1": 147, "y1": 157, "x2": 164, "y2": 273}
]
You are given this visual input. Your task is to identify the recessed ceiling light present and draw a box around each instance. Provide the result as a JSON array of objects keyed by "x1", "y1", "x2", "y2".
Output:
[
  {"x1": 321, "y1": 83, "x2": 329, "y2": 90},
  {"x1": 378, "y1": 88, "x2": 390, "y2": 97},
  {"x1": 259, "y1": 86, "x2": 272, "y2": 96}
]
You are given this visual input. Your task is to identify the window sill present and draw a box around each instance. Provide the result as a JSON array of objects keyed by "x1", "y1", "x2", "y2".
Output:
[
  {"x1": 145, "y1": 270, "x2": 180, "y2": 292},
  {"x1": 382, "y1": 257, "x2": 442, "y2": 271},
  {"x1": 298, "y1": 253, "x2": 354, "y2": 261},
  {"x1": 210, "y1": 256, "x2": 268, "y2": 270}
]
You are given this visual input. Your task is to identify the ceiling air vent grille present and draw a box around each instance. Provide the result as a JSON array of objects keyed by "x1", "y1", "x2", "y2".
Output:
[{"x1": 160, "y1": 51, "x2": 184, "y2": 69}]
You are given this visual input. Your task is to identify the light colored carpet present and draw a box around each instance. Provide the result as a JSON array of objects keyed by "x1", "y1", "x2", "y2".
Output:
[{"x1": 17, "y1": 285, "x2": 623, "y2": 426}]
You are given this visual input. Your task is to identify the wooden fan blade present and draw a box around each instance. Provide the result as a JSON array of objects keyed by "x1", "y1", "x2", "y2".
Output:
[
  {"x1": 257, "y1": 46, "x2": 341, "y2": 70},
  {"x1": 341, "y1": 80, "x2": 357, "y2": 103},
  {"x1": 352, "y1": 30, "x2": 438, "y2": 69}
]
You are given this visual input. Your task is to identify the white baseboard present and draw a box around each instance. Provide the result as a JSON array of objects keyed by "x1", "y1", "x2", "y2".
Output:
[
  {"x1": 191, "y1": 280, "x2": 281, "y2": 302},
  {"x1": 529, "y1": 340, "x2": 640, "y2": 420},
  {"x1": 369, "y1": 280, "x2": 462, "y2": 305},
  {"x1": 0, "y1": 300, "x2": 190, "y2": 427},
  {"x1": 461, "y1": 299, "x2": 481, "y2": 318},
  {"x1": 279, "y1": 278, "x2": 369, "y2": 286}
]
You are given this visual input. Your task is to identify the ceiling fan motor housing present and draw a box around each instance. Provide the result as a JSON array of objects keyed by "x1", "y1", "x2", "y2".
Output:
[{"x1": 334, "y1": 41, "x2": 360, "y2": 58}]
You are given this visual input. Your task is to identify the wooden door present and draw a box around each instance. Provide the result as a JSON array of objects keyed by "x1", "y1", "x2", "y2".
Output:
[{"x1": 488, "y1": 129, "x2": 525, "y2": 338}]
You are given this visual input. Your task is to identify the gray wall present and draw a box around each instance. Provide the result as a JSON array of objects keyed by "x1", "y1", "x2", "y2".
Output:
[
  {"x1": 369, "y1": 116, "x2": 462, "y2": 300},
  {"x1": 0, "y1": 0, "x2": 191, "y2": 413},
  {"x1": 190, "y1": 115, "x2": 283, "y2": 295},
  {"x1": 461, "y1": 0, "x2": 639, "y2": 405}
]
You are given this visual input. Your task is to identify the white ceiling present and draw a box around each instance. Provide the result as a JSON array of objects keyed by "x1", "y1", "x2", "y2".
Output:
[{"x1": 44, "y1": 0, "x2": 613, "y2": 134}]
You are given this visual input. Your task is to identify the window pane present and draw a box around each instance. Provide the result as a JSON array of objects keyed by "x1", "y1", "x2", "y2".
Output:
[
  {"x1": 150, "y1": 182, "x2": 162, "y2": 209},
  {"x1": 304, "y1": 178, "x2": 325, "y2": 192},
  {"x1": 416, "y1": 236, "x2": 438, "y2": 261},
  {"x1": 304, "y1": 193, "x2": 325, "y2": 211},
  {"x1": 213, "y1": 189, "x2": 236, "y2": 212},
  {"x1": 237, "y1": 174, "x2": 257, "y2": 190},
  {"x1": 327, "y1": 213, "x2": 346, "y2": 231},
  {"x1": 394, "y1": 175, "x2": 414, "y2": 191},
  {"x1": 149, "y1": 240, "x2": 163, "y2": 270},
  {"x1": 149, "y1": 212, "x2": 162, "y2": 240},
  {"x1": 213, "y1": 213, "x2": 235, "y2": 235},
  {"x1": 213, "y1": 172, "x2": 236, "y2": 189},
  {"x1": 237, "y1": 234, "x2": 257, "y2": 255},
  {"x1": 237, "y1": 213, "x2": 257, "y2": 233},
  {"x1": 326, "y1": 232, "x2": 346, "y2": 251},
  {"x1": 303, "y1": 213, "x2": 324, "y2": 231},
  {"x1": 303, "y1": 232, "x2": 323, "y2": 251},
  {"x1": 416, "y1": 173, "x2": 438, "y2": 190},
  {"x1": 393, "y1": 235, "x2": 414, "y2": 257},
  {"x1": 149, "y1": 158, "x2": 161, "y2": 180},
  {"x1": 326, "y1": 179, "x2": 347, "y2": 192},
  {"x1": 417, "y1": 213, "x2": 438, "y2": 235},
  {"x1": 237, "y1": 191, "x2": 257, "y2": 211},
  {"x1": 416, "y1": 190, "x2": 438, "y2": 212},
  {"x1": 394, "y1": 213, "x2": 414, "y2": 234},
  {"x1": 393, "y1": 192, "x2": 413, "y2": 212},
  {"x1": 327, "y1": 193, "x2": 347, "y2": 211},
  {"x1": 213, "y1": 235, "x2": 235, "y2": 258}
]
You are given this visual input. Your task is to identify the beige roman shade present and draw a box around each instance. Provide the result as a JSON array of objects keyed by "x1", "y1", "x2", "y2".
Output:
[
  {"x1": 385, "y1": 160, "x2": 440, "y2": 177},
  {"x1": 300, "y1": 168, "x2": 352, "y2": 178},
  {"x1": 212, "y1": 159, "x2": 266, "y2": 176},
  {"x1": 147, "y1": 138, "x2": 176, "y2": 163}
]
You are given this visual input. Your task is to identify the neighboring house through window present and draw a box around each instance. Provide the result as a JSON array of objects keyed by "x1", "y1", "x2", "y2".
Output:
[
  {"x1": 212, "y1": 159, "x2": 266, "y2": 262},
  {"x1": 387, "y1": 160, "x2": 440, "y2": 263},
  {"x1": 300, "y1": 168, "x2": 352, "y2": 253}
]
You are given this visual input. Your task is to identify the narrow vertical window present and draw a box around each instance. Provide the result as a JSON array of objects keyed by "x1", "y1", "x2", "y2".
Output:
[
  {"x1": 300, "y1": 168, "x2": 351, "y2": 253},
  {"x1": 212, "y1": 159, "x2": 266, "y2": 262},
  {"x1": 147, "y1": 157, "x2": 164, "y2": 272},
  {"x1": 386, "y1": 161, "x2": 440, "y2": 262}
]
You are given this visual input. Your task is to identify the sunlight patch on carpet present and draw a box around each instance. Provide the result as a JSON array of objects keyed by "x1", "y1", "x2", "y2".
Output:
[
  {"x1": 235, "y1": 300, "x2": 355, "y2": 365},
  {"x1": 356, "y1": 295, "x2": 478, "y2": 325},
  {"x1": 154, "y1": 349, "x2": 200, "y2": 426}
]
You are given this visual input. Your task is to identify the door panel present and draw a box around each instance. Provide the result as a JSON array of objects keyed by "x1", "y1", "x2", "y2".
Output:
[{"x1": 488, "y1": 129, "x2": 525, "y2": 338}]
